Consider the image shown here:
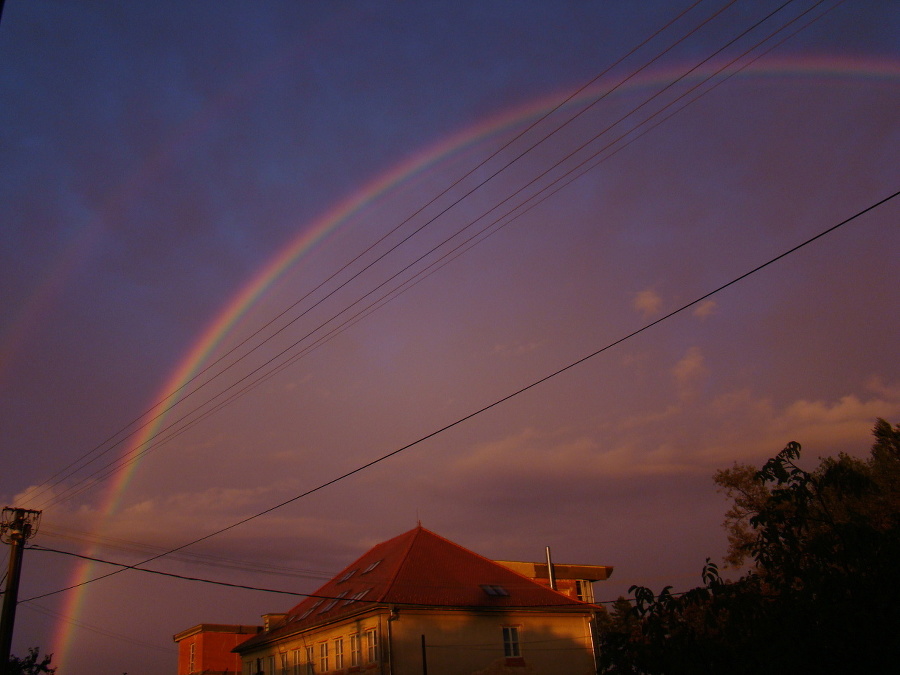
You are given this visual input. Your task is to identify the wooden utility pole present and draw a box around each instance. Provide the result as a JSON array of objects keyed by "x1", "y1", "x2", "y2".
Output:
[{"x1": 0, "y1": 507, "x2": 42, "y2": 673}]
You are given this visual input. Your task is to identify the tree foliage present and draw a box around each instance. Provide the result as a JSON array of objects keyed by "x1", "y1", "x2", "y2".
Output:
[
  {"x1": 597, "y1": 419, "x2": 900, "y2": 674},
  {"x1": 8, "y1": 648, "x2": 56, "y2": 675}
]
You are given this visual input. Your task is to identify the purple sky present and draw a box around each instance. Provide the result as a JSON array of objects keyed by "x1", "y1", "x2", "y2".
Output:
[{"x1": 1, "y1": 1, "x2": 898, "y2": 674}]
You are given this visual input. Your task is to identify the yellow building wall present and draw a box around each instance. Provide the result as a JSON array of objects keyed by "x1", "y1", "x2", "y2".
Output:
[
  {"x1": 389, "y1": 608, "x2": 596, "y2": 675},
  {"x1": 240, "y1": 607, "x2": 596, "y2": 675},
  {"x1": 240, "y1": 610, "x2": 387, "y2": 675}
]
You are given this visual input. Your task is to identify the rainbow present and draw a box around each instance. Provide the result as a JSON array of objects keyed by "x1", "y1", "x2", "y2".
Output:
[{"x1": 47, "y1": 57, "x2": 899, "y2": 667}]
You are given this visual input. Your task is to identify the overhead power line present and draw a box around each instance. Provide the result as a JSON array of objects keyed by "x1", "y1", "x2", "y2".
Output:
[
  {"x1": 21, "y1": 542, "x2": 815, "y2": 612},
  {"x1": 21, "y1": 601, "x2": 175, "y2": 655},
  {"x1": 136, "y1": 0, "x2": 845, "y2": 473},
  {"x1": 27, "y1": 545, "x2": 604, "y2": 610},
  {"x1": 22, "y1": 188, "x2": 899, "y2": 603},
  {"x1": 21, "y1": 1, "x2": 712, "y2": 509},
  {"x1": 36, "y1": 524, "x2": 333, "y2": 581},
  {"x1": 37, "y1": 0, "x2": 817, "y2": 509}
]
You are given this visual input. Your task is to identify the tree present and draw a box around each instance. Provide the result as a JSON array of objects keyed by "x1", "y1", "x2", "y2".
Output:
[
  {"x1": 8, "y1": 648, "x2": 56, "y2": 675},
  {"x1": 597, "y1": 419, "x2": 900, "y2": 674}
]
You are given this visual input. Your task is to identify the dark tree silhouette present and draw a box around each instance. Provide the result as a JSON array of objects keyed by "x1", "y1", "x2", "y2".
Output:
[
  {"x1": 597, "y1": 419, "x2": 900, "y2": 675},
  {"x1": 8, "y1": 648, "x2": 56, "y2": 675}
]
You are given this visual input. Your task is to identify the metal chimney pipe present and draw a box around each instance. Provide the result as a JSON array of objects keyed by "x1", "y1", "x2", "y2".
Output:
[{"x1": 545, "y1": 546, "x2": 557, "y2": 590}]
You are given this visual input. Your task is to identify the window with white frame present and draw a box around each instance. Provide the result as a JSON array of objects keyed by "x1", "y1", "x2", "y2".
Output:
[
  {"x1": 365, "y1": 628, "x2": 378, "y2": 663},
  {"x1": 575, "y1": 579, "x2": 595, "y2": 603},
  {"x1": 350, "y1": 633, "x2": 361, "y2": 666},
  {"x1": 268, "y1": 655, "x2": 276, "y2": 675},
  {"x1": 334, "y1": 637, "x2": 344, "y2": 669},
  {"x1": 305, "y1": 646, "x2": 314, "y2": 675},
  {"x1": 320, "y1": 590, "x2": 349, "y2": 613},
  {"x1": 319, "y1": 642, "x2": 328, "y2": 672},
  {"x1": 343, "y1": 588, "x2": 371, "y2": 605},
  {"x1": 291, "y1": 649, "x2": 301, "y2": 675},
  {"x1": 503, "y1": 626, "x2": 521, "y2": 657},
  {"x1": 337, "y1": 568, "x2": 357, "y2": 583},
  {"x1": 280, "y1": 652, "x2": 289, "y2": 675},
  {"x1": 361, "y1": 559, "x2": 381, "y2": 574}
]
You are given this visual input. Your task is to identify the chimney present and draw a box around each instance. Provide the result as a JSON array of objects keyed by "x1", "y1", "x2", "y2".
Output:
[{"x1": 262, "y1": 613, "x2": 286, "y2": 631}]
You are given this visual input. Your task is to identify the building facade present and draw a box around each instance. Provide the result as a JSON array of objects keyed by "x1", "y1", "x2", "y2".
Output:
[
  {"x1": 232, "y1": 527, "x2": 611, "y2": 675},
  {"x1": 174, "y1": 624, "x2": 262, "y2": 675}
]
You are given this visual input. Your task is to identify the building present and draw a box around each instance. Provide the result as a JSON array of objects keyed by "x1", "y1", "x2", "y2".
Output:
[
  {"x1": 232, "y1": 526, "x2": 611, "y2": 675},
  {"x1": 493, "y1": 560, "x2": 612, "y2": 604},
  {"x1": 174, "y1": 624, "x2": 262, "y2": 675}
]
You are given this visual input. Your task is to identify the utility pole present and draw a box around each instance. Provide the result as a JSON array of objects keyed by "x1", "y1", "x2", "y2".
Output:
[{"x1": 0, "y1": 507, "x2": 42, "y2": 672}]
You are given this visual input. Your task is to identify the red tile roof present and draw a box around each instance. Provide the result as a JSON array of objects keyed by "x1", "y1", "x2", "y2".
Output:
[{"x1": 237, "y1": 527, "x2": 594, "y2": 650}]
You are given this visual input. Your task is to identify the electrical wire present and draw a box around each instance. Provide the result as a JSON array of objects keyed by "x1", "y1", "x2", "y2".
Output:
[
  {"x1": 32, "y1": 0, "x2": 849, "y2": 511},
  {"x1": 38, "y1": 0, "x2": 811, "y2": 509},
  {"x1": 21, "y1": 0, "x2": 713, "y2": 509},
  {"x1": 169, "y1": 0, "x2": 843, "y2": 445},
  {"x1": 37, "y1": 524, "x2": 334, "y2": 581},
  {"x1": 23, "y1": 543, "x2": 790, "y2": 612},
  {"x1": 21, "y1": 187, "x2": 899, "y2": 603},
  {"x1": 20, "y1": 601, "x2": 176, "y2": 655},
  {"x1": 25, "y1": 545, "x2": 601, "y2": 609}
]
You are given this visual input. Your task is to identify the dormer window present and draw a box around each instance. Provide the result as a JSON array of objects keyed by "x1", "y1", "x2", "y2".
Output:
[{"x1": 481, "y1": 584, "x2": 509, "y2": 597}]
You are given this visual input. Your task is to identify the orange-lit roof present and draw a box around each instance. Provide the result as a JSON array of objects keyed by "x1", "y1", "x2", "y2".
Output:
[{"x1": 237, "y1": 527, "x2": 595, "y2": 651}]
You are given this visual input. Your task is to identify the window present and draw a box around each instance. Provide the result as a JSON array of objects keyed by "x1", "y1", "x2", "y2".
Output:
[
  {"x1": 361, "y1": 559, "x2": 381, "y2": 574},
  {"x1": 344, "y1": 588, "x2": 370, "y2": 605},
  {"x1": 481, "y1": 584, "x2": 509, "y2": 597},
  {"x1": 334, "y1": 638, "x2": 344, "y2": 669},
  {"x1": 337, "y1": 568, "x2": 357, "y2": 583},
  {"x1": 319, "y1": 642, "x2": 328, "y2": 672},
  {"x1": 365, "y1": 628, "x2": 379, "y2": 663},
  {"x1": 268, "y1": 655, "x2": 276, "y2": 675},
  {"x1": 575, "y1": 579, "x2": 594, "y2": 603},
  {"x1": 243, "y1": 660, "x2": 252, "y2": 675},
  {"x1": 281, "y1": 652, "x2": 289, "y2": 675},
  {"x1": 503, "y1": 626, "x2": 521, "y2": 657},
  {"x1": 189, "y1": 643, "x2": 196, "y2": 673},
  {"x1": 320, "y1": 590, "x2": 349, "y2": 613},
  {"x1": 350, "y1": 633, "x2": 361, "y2": 667},
  {"x1": 291, "y1": 649, "x2": 301, "y2": 675},
  {"x1": 305, "y1": 646, "x2": 315, "y2": 675}
]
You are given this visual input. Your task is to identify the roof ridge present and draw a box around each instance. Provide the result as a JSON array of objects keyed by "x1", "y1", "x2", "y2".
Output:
[{"x1": 375, "y1": 525, "x2": 425, "y2": 602}]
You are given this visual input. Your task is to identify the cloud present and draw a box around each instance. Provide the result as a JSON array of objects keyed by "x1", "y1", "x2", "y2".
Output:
[
  {"x1": 493, "y1": 340, "x2": 544, "y2": 357},
  {"x1": 444, "y1": 426, "x2": 700, "y2": 486},
  {"x1": 633, "y1": 289, "x2": 662, "y2": 317},
  {"x1": 692, "y1": 299, "x2": 716, "y2": 319},
  {"x1": 696, "y1": 381, "x2": 900, "y2": 465},
  {"x1": 437, "y1": 381, "x2": 900, "y2": 492},
  {"x1": 671, "y1": 346, "x2": 708, "y2": 397}
]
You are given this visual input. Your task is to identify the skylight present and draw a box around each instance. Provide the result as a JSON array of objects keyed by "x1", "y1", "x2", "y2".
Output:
[
  {"x1": 319, "y1": 591, "x2": 349, "y2": 613},
  {"x1": 343, "y1": 588, "x2": 371, "y2": 605},
  {"x1": 361, "y1": 559, "x2": 381, "y2": 574},
  {"x1": 298, "y1": 599, "x2": 323, "y2": 618},
  {"x1": 337, "y1": 569, "x2": 357, "y2": 583},
  {"x1": 480, "y1": 584, "x2": 510, "y2": 597}
]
